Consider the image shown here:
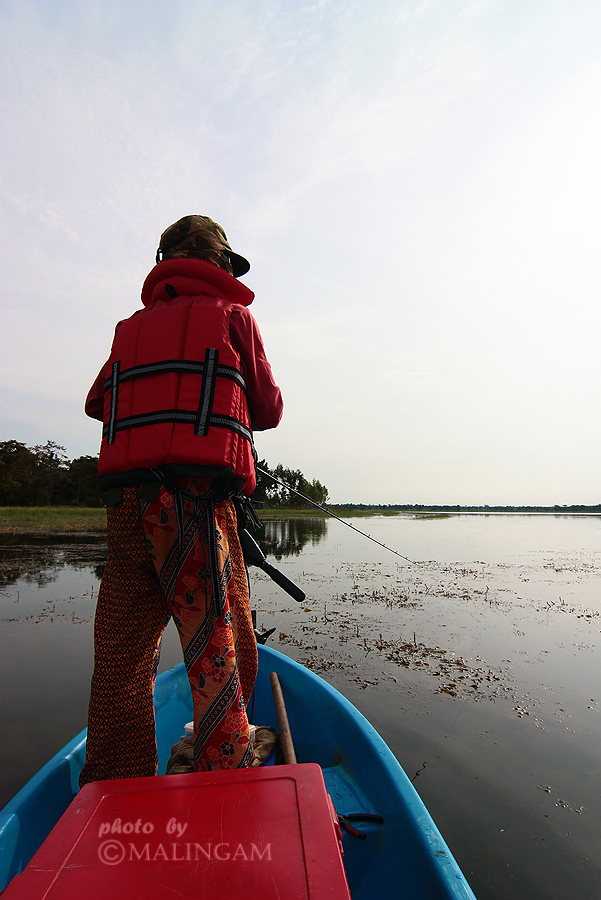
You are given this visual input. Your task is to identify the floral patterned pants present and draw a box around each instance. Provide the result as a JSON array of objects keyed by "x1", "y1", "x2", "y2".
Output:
[{"x1": 79, "y1": 481, "x2": 257, "y2": 786}]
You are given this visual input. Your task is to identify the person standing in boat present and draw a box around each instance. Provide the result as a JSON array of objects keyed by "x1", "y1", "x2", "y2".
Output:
[{"x1": 79, "y1": 215, "x2": 283, "y2": 785}]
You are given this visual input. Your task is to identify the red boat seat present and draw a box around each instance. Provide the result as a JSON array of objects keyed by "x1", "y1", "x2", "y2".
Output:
[{"x1": 3, "y1": 763, "x2": 351, "y2": 899}]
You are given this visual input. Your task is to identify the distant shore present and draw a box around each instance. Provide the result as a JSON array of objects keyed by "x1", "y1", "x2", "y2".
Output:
[{"x1": 0, "y1": 503, "x2": 599, "y2": 534}]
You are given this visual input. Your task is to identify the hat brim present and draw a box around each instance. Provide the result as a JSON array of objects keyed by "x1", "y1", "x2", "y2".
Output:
[{"x1": 230, "y1": 251, "x2": 250, "y2": 277}]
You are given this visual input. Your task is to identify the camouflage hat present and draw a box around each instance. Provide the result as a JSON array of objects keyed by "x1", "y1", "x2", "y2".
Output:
[{"x1": 156, "y1": 215, "x2": 250, "y2": 277}]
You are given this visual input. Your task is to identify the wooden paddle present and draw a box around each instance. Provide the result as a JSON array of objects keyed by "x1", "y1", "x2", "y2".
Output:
[{"x1": 269, "y1": 672, "x2": 297, "y2": 764}]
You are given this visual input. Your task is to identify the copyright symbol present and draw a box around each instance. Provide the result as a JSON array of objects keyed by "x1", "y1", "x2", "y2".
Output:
[{"x1": 98, "y1": 839, "x2": 125, "y2": 865}]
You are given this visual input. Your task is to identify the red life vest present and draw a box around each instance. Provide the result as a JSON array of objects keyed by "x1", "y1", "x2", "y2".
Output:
[{"x1": 97, "y1": 268, "x2": 257, "y2": 494}]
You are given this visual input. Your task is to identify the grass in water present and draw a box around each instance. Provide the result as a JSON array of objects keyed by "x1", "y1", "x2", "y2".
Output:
[
  {"x1": 0, "y1": 506, "x2": 324, "y2": 533},
  {"x1": 0, "y1": 507, "x2": 107, "y2": 533},
  {"x1": 0, "y1": 504, "x2": 409, "y2": 533}
]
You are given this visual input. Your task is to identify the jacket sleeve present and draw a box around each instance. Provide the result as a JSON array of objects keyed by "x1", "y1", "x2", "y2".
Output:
[
  {"x1": 229, "y1": 307, "x2": 283, "y2": 431},
  {"x1": 84, "y1": 322, "x2": 123, "y2": 422},
  {"x1": 85, "y1": 364, "x2": 109, "y2": 421}
]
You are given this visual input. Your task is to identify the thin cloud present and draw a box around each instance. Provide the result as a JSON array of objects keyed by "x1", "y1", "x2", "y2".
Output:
[{"x1": 1, "y1": 0, "x2": 600, "y2": 502}]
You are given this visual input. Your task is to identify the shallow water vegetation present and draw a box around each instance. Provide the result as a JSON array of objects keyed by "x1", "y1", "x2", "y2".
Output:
[
  {"x1": 0, "y1": 507, "x2": 106, "y2": 533},
  {"x1": 366, "y1": 635, "x2": 504, "y2": 700},
  {"x1": 3, "y1": 513, "x2": 601, "y2": 900}
]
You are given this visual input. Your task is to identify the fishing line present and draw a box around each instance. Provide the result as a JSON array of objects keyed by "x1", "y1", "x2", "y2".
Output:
[{"x1": 256, "y1": 467, "x2": 421, "y2": 566}]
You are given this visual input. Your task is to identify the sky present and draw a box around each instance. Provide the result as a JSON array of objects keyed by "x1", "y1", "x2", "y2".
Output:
[{"x1": 1, "y1": 0, "x2": 600, "y2": 506}]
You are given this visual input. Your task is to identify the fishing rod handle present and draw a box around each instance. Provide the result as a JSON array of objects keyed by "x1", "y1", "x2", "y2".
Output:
[{"x1": 261, "y1": 562, "x2": 306, "y2": 603}]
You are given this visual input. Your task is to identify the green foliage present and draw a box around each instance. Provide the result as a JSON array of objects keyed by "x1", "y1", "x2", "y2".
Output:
[
  {"x1": 0, "y1": 440, "x2": 39, "y2": 505},
  {"x1": 0, "y1": 442, "x2": 329, "y2": 510},
  {"x1": 68, "y1": 455, "x2": 103, "y2": 506},
  {"x1": 254, "y1": 459, "x2": 329, "y2": 509},
  {"x1": 0, "y1": 440, "x2": 102, "y2": 507}
]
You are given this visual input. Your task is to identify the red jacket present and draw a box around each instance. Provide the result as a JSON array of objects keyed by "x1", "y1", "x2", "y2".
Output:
[{"x1": 86, "y1": 259, "x2": 283, "y2": 495}]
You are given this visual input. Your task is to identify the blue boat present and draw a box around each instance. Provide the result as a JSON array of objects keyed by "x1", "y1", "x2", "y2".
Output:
[{"x1": 0, "y1": 644, "x2": 476, "y2": 898}]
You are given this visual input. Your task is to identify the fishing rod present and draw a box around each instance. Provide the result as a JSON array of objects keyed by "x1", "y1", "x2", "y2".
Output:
[
  {"x1": 256, "y1": 467, "x2": 420, "y2": 566},
  {"x1": 239, "y1": 527, "x2": 306, "y2": 603}
]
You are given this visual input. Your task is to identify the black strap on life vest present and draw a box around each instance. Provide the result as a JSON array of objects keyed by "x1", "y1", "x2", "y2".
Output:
[
  {"x1": 104, "y1": 358, "x2": 248, "y2": 394},
  {"x1": 195, "y1": 348, "x2": 219, "y2": 436},
  {"x1": 107, "y1": 361, "x2": 120, "y2": 445},
  {"x1": 103, "y1": 410, "x2": 252, "y2": 444},
  {"x1": 103, "y1": 353, "x2": 251, "y2": 446}
]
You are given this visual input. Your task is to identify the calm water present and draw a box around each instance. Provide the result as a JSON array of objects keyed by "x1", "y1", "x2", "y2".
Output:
[{"x1": 1, "y1": 515, "x2": 600, "y2": 900}]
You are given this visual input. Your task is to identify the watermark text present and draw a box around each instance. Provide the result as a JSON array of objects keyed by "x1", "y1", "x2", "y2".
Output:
[{"x1": 98, "y1": 840, "x2": 273, "y2": 866}]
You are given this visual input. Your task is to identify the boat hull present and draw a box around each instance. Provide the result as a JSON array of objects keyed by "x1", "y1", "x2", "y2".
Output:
[{"x1": 0, "y1": 644, "x2": 476, "y2": 898}]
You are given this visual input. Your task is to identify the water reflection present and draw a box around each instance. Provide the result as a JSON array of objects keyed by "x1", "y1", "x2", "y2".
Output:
[
  {"x1": 0, "y1": 518, "x2": 328, "y2": 589},
  {"x1": 0, "y1": 535, "x2": 107, "y2": 589},
  {"x1": 257, "y1": 517, "x2": 328, "y2": 559},
  {"x1": 1, "y1": 516, "x2": 601, "y2": 900}
]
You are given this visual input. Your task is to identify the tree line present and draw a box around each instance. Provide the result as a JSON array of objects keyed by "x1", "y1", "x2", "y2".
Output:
[
  {"x1": 0, "y1": 441, "x2": 330, "y2": 510},
  {"x1": 253, "y1": 460, "x2": 329, "y2": 509},
  {"x1": 337, "y1": 502, "x2": 601, "y2": 513},
  {"x1": 0, "y1": 440, "x2": 102, "y2": 507}
]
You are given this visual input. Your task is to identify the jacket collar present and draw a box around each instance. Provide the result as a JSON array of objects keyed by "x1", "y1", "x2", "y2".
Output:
[{"x1": 141, "y1": 258, "x2": 254, "y2": 308}]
